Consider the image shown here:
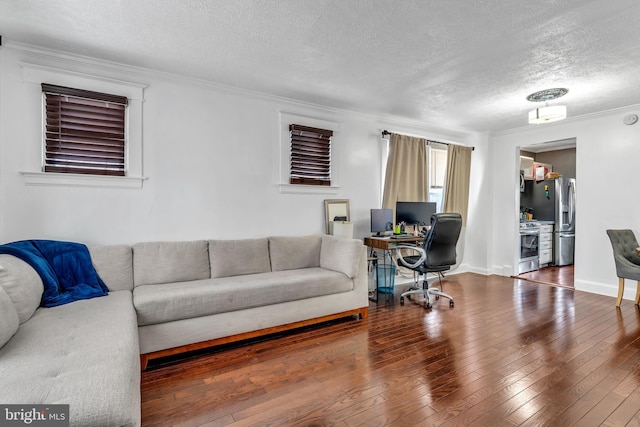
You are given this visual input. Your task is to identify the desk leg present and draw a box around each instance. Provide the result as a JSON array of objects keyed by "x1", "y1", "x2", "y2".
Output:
[{"x1": 368, "y1": 248, "x2": 378, "y2": 302}]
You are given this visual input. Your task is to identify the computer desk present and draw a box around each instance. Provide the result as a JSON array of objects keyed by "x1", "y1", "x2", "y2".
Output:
[
  {"x1": 364, "y1": 235, "x2": 423, "y2": 302},
  {"x1": 364, "y1": 235, "x2": 423, "y2": 250}
]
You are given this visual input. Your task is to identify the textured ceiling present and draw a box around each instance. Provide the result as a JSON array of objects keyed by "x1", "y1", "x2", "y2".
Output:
[{"x1": 1, "y1": 0, "x2": 640, "y2": 132}]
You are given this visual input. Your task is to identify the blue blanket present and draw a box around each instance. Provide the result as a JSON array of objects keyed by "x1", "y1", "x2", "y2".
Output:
[{"x1": 0, "y1": 240, "x2": 108, "y2": 307}]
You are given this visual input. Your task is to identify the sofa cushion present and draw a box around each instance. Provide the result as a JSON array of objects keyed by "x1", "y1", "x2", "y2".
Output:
[
  {"x1": 134, "y1": 268, "x2": 353, "y2": 326},
  {"x1": 0, "y1": 291, "x2": 140, "y2": 427},
  {"x1": 0, "y1": 254, "x2": 44, "y2": 323},
  {"x1": 269, "y1": 235, "x2": 322, "y2": 271},
  {"x1": 320, "y1": 235, "x2": 363, "y2": 279},
  {"x1": 133, "y1": 240, "x2": 210, "y2": 286},
  {"x1": 0, "y1": 286, "x2": 19, "y2": 349},
  {"x1": 88, "y1": 245, "x2": 134, "y2": 291},
  {"x1": 209, "y1": 238, "x2": 271, "y2": 278}
]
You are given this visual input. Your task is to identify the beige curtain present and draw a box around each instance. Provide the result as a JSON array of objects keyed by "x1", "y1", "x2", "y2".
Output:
[
  {"x1": 382, "y1": 134, "x2": 428, "y2": 219},
  {"x1": 443, "y1": 144, "x2": 473, "y2": 225}
]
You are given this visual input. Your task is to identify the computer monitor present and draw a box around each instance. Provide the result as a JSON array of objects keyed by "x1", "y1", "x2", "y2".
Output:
[
  {"x1": 370, "y1": 209, "x2": 393, "y2": 236},
  {"x1": 395, "y1": 201, "x2": 437, "y2": 225}
]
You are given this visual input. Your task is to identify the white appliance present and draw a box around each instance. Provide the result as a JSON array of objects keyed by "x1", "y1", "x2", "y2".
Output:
[{"x1": 519, "y1": 221, "x2": 540, "y2": 273}]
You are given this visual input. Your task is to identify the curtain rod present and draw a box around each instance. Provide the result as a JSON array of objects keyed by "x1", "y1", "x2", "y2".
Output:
[{"x1": 381, "y1": 129, "x2": 475, "y2": 151}]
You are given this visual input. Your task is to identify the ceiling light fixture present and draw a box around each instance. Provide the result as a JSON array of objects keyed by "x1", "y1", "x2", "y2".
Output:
[{"x1": 526, "y1": 88, "x2": 568, "y2": 124}]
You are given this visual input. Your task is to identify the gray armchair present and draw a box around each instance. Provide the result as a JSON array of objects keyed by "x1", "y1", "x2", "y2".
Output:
[{"x1": 606, "y1": 229, "x2": 640, "y2": 306}]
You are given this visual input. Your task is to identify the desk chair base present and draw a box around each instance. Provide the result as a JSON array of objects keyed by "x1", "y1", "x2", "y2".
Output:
[{"x1": 399, "y1": 273, "x2": 454, "y2": 309}]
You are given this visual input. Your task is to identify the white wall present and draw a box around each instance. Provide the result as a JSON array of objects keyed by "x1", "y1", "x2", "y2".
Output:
[
  {"x1": 490, "y1": 108, "x2": 640, "y2": 301},
  {"x1": 9, "y1": 43, "x2": 636, "y2": 301},
  {"x1": 462, "y1": 131, "x2": 492, "y2": 274},
  {"x1": 0, "y1": 42, "x2": 485, "y2": 275}
]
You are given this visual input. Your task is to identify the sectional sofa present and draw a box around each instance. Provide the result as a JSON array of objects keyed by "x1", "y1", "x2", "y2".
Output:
[{"x1": 0, "y1": 234, "x2": 368, "y2": 427}]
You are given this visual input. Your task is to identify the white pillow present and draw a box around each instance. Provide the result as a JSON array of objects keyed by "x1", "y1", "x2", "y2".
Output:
[
  {"x1": 0, "y1": 255, "x2": 44, "y2": 323},
  {"x1": 88, "y1": 245, "x2": 134, "y2": 291},
  {"x1": 133, "y1": 240, "x2": 210, "y2": 286},
  {"x1": 209, "y1": 239, "x2": 271, "y2": 279},
  {"x1": 320, "y1": 235, "x2": 362, "y2": 278},
  {"x1": 269, "y1": 235, "x2": 322, "y2": 271}
]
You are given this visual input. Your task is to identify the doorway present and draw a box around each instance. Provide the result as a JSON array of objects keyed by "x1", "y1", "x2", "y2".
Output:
[
  {"x1": 517, "y1": 265, "x2": 574, "y2": 288},
  {"x1": 517, "y1": 138, "x2": 576, "y2": 288}
]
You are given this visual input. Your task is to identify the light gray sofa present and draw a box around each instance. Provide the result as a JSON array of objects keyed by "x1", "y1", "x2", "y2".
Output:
[
  {"x1": 0, "y1": 234, "x2": 368, "y2": 426},
  {"x1": 0, "y1": 251, "x2": 141, "y2": 427},
  {"x1": 133, "y1": 235, "x2": 368, "y2": 368}
]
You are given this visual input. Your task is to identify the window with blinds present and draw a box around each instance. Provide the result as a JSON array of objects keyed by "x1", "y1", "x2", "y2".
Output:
[
  {"x1": 42, "y1": 83, "x2": 128, "y2": 176},
  {"x1": 289, "y1": 124, "x2": 333, "y2": 186}
]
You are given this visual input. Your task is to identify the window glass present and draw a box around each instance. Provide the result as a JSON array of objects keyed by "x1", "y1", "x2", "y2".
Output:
[{"x1": 428, "y1": 145, "x2": 447, "y2": 212}]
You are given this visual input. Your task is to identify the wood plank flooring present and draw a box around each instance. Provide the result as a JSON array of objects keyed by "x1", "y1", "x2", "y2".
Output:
[
  {"x1": 140, "y1": 273, "x2": 640, "y2": 426},
  {"x1": 517, "y1": 265, "x2": 575, "y2": 288}
]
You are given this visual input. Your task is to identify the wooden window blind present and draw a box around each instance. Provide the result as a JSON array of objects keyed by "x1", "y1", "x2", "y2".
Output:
[
  {"x1": 289, "y1": 124, "x2": 332, "y2": 186},
  {"x1": 42, "y1": 83, "x2": 128, "y2": 176}
]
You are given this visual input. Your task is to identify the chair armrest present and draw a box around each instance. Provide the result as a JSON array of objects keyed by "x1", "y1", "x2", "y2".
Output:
[
  {"x1": 394, "y1": 245, "x2": 426, "y2": 268},
  {"x1": 613, "y1": 253, "x2": 640, "y2": 279}
]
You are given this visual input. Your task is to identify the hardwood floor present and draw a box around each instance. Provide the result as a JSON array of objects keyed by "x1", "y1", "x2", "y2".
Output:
[
  {"x1": 140, "y1": 273, "x2": 640, "y2": 426},
  {"x1": 517, "y1": 265, "x2": 575, "y2": 288}
]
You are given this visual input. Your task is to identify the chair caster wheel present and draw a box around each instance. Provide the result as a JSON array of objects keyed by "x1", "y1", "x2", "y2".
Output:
[
  {"x1": 425, "y1": 302, "x2": 432, "y2": 309},
  {"x1": 400, "y1": 297, "x2": 405, "y2": 306},
  {"x1": 435, "y1": 295, "x2": 440, "y2": 301},
  {"x1": 449, "y1": 300, "x2": 454, "y2": 307}
]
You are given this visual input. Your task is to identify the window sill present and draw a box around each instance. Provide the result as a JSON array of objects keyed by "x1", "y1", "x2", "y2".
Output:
[
  {"x1": 278, "y1": 183, "x2": 339, "y2": 195},
  {"x1": 20, "y1": 172, "x2": 147, "y2": 189}
]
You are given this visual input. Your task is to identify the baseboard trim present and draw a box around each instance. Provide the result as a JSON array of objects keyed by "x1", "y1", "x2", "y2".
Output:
[{"x1": 574, "y1": 279, "x2": 613, "y2": 297}]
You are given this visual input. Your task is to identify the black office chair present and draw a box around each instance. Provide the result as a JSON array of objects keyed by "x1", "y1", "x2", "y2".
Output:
[
  {"x1": 395, "y1": 213, "x2": 462, "y2": 309},
  {"x1": 606, "y1": 229, "x2": 640, "y2": 307}
]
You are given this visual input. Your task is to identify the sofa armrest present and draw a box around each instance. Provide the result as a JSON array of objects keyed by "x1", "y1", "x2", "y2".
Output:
[{"x1": 320, "y1": 235, "x2": 365, "y2": 279}]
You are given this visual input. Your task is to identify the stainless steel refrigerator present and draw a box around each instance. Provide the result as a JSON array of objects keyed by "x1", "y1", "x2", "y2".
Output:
[{"x1": 526, "y1": 178, "x2": 576, "y2": 266}]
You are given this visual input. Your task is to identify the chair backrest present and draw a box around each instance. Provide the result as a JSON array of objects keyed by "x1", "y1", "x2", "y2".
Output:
[
  {"x1": 606, "y1": 229, "x2": 639, "y2": 261},
  {"x1": 606, "y1": 229, "x2": 640, "y2": 277},
  {"x1": 422, "y1": 213, "x2": 462, "y2": 268}
]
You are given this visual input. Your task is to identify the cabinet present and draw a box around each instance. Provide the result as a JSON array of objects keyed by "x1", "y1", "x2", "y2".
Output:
[
  {"x1": 533, "y1": 162, "x2": 552, "y2": 181},
  {"x1": 520, "y1": 156, "x2": 553, "y2": 181},
  {"x1": 539, "y1": 224, "x2": 553, "y2": 265},
  {"x1": 520, "y1": 156, "x2": 534, "y2": 180}
]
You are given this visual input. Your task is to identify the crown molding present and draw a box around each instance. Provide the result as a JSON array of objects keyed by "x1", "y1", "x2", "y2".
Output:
[{"x1": 5, "y1": 41, "x2": 477, "y2": 140}]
